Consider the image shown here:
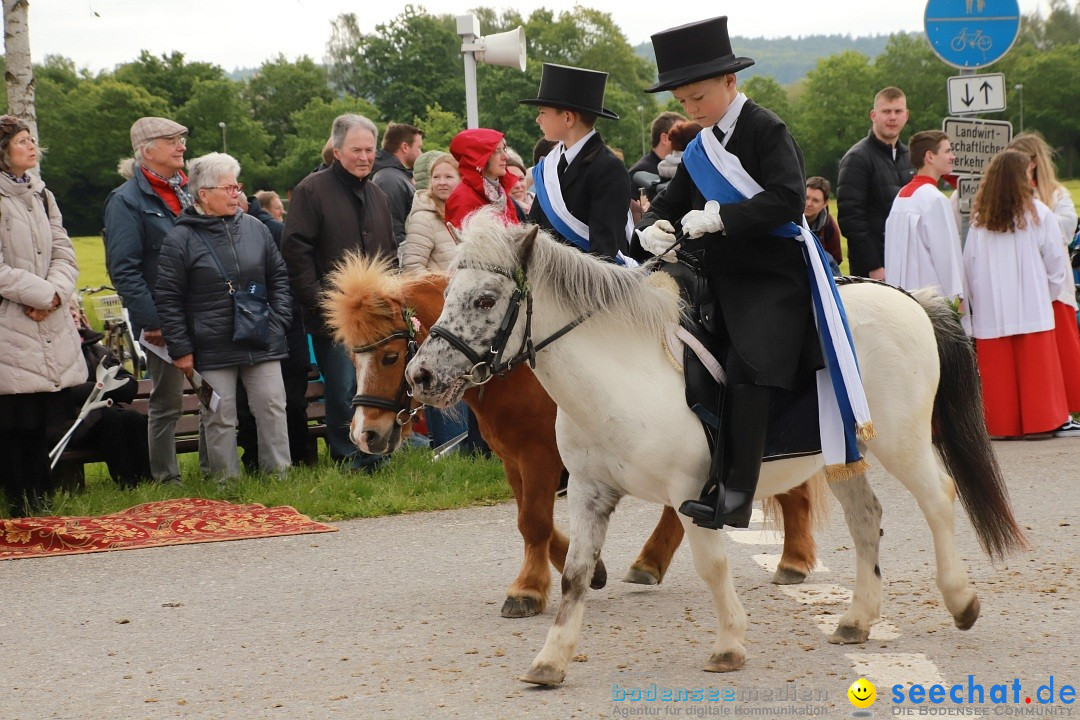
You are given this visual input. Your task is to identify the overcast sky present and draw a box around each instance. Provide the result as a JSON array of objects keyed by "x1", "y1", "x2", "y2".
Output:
[{"x1": 34, "y1": 0, "x2": 1052, "y2": 73}]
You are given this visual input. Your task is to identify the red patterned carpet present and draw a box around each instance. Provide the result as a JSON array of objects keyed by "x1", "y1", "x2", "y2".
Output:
[{"x1": 0, "y1": 498, "x2": 337, "y2": 560}]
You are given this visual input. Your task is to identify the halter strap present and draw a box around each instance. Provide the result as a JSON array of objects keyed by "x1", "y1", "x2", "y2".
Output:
[
  {"x1": 427, "y1": 261, "x2": 589, "y2": 383},
  {"x1": 349, "y1": 308, "x2": 421, "y2": 431}
]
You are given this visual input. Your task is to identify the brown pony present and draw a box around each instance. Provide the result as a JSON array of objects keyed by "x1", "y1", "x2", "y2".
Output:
[{"x1": 323, "y1": 254, "x2": 819, "y2": 617}]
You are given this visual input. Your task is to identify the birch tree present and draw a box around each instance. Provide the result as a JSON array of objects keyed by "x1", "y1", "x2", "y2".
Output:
[{"x1": 3, "y1": 0, "x2": 37, "y2": 140}]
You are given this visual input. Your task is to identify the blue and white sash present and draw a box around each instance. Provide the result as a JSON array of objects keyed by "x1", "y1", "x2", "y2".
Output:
[
  {"x1": 683, "y1": 130, "x2": 874, "y2": 477},
  {"x1": 532, "y1": 145, "x2": 638, "y2": 267}
]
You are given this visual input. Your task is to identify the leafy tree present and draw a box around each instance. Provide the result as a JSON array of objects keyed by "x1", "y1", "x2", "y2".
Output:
[
  {"x1": 246, "y1": 55, "x2": 333, "y2": 164},
  {"x1": 37, "y1": 78, "x2": 170, "y2": 235},
  {"x1": 327, "y1": 7, "x2": 462, "y2": 125},
  {"x1": 175, "y1": 78, "x2": 273, "y2": 190},
  {"x1": 112, "y1": 51, "x2": 225, "y2": 110},
  {"x1": 414, "y1": 102, "x2": 463, "y2": 152},
  {"x1": 791, "y1": 51, "x2": 878, "y2": 181},
  {"x1": 742, "y1": 75, "x2": 795, "y2": 124},
  {"x1": 275, "y1": 95, "x2": 380, "y2": 191}
]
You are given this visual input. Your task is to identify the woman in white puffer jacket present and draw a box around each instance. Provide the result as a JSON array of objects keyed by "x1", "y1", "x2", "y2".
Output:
[
  {"x1": 399, "y1": 153, "x2": 461, "y2": 273},
  {"x1": 0, "y1": 115, "x2": 83, "y2": 517}
]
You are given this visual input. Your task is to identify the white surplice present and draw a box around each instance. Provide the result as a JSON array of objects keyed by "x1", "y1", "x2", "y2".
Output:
[{"x1": 884, "y1": 179, "x2": 966, "y2": 303}]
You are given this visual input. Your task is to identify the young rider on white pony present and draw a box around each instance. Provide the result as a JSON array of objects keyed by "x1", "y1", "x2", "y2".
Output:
[{"x1": 635, "y1": 17, "x2": 866, "y2": 530}]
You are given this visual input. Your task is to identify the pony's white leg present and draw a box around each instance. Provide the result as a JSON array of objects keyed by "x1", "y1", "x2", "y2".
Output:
[
  {"x1": 682, "y1": 520, "x2": 747, "y2": 672},
  {"x1": 871, "y1": 444, "x2": 980, "y2": 629},
  {"x1": 520, "y1": 480, "x2": 621, "y2": 686},
  {"x1": 826, "y1": 473, "x2": 883, "y2": 644}
]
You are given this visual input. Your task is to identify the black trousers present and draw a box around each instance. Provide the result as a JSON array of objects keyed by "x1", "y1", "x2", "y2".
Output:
[
  {"x1": 70, "y1": 408, "x2": 151, "y2": 488},
  {"x1": 0, "y1": 430, "x2": 52, "y2": 517}
]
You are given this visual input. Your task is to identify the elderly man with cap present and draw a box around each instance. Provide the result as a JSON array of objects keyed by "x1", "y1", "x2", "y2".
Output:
[
  {"x1": 103, "y1": 116, "x2": 196, "y2": 485},
  {"x1": 635, "y1": 17, "x2": 869, "y2": 530},
  {"x1": 520, "y1": 63, "x2": 634, "y2": 264}
]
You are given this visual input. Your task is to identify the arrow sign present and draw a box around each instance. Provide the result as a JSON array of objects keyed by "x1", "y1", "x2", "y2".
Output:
[{"x1": 947, "y1": 73, "x2": 1007, "y2": 114}]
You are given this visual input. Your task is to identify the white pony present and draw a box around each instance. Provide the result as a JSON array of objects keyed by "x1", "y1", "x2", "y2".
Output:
[{"x1": 406, "y1": 208, "x2": 1027, "y2": 686}]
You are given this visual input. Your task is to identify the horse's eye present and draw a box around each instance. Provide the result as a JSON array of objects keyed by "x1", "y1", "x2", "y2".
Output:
[
  {"x1": 381, "y1": 352, "x2": 399, "y2": 366},
  {"x1": 475, "y1": 295, "x2": 497, "y2": 310}
]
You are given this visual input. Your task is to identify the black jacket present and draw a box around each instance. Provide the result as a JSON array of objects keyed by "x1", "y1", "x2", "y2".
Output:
[
  {"x1": 629, "y1": 150, "x2": 662, "y2": 196},
  {"x1": 636, "y1": 99, "x2": 821, "y2": 390},
  {"x1": 371, "y1": 150, "x2": 415, "y2": 247},
  {"x1": 282, "y1": 162, "x2": 397, "y2": 338},
  {"x1": 246, "y1": 195, "x2": 284, "y2": 245},
  {"x1": 836, "y1": 130, "x2": 915, "y2": 276},
  {"x1": 527, "y1": 132, "x2": 632, "y2": 261},
  {"x1": 156, "y1": 209, "x2": 292, "y2": 370}
]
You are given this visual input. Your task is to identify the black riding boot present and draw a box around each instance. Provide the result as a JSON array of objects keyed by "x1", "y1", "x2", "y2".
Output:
[{"x1": 679, "y1": 383, "x2": 771, "y2": 530}]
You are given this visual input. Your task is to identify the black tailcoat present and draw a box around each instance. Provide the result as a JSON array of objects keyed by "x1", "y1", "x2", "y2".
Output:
[
  {"x1": 528, "y1": 132, "x2": 632, "y2": 260},
  {"x1": 635, "y1": 99, "x2": 822, "y2": 389}
]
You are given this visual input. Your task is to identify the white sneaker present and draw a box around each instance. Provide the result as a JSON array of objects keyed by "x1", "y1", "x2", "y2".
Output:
[{"x1": 1053, "y1": 419, "x2": 1080, "y2": 438}]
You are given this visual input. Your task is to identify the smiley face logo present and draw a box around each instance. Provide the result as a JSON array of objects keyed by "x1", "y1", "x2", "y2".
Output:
[{"x1": 848, "y1": 678, "x2": 876, "y2": 708}]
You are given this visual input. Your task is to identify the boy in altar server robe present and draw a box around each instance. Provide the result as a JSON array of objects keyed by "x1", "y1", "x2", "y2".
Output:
[{"x1": 884, "y1": 130, "x2": 967, "y2": 315}]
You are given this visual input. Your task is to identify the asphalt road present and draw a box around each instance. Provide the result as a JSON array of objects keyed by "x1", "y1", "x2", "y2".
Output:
[{"x1": 1, "y1": 438, "x2": 1076, "y2": 720}]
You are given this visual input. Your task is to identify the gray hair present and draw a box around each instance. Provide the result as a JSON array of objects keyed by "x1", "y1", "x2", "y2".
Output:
[
  {"x1": 188, "y1": 152, "x2": 242, "y2": 196},
  {"x1": 331, "y1": 114, "x2": 378, "y2": 151},
  {"x1": 124, "y1": 138, "x2": 168, "y2": 177}
]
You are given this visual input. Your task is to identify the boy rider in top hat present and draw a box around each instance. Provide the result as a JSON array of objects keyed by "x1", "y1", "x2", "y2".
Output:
[
  {"x1": 520, "y1": 63, "x2": 634, "y2": 264},
  {"x1": 635, "y1": 17, "x2": 826, "y2": 529}
]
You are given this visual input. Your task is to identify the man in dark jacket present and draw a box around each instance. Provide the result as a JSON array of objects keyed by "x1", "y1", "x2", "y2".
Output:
[
  {"x1": 103, "y1": 116, "x2": 195, "y2": 485},
  {"x1": 629, "y1": 111, "x2": 685, "y2": 198},
  {"x1": 836, "y1": 87, "x2": 915, "y2": 278},
  {"x1": 371, "y1": 122, "x2": 423, "y2": 247},
  {"x1": 520, "y1": 63, "x2": 633, "y2": 263},
  {"x1": 282, "y1": 114, "x2": 397, "y2": 472}
]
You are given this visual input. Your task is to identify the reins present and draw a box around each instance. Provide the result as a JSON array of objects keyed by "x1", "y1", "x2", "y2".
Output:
[{"x1": 427, "y1": 262, "x2": 590, "y2": 385}]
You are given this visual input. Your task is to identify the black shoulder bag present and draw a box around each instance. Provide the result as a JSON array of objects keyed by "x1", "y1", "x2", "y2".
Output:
[{"x1": 197, "y1": 227, "x2": 272, "y2": 351}]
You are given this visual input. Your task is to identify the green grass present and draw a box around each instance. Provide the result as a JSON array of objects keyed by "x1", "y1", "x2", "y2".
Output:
[
  {"x1": 10, "y1": 446, "x2": 512, "y2": 521},
  {"x1": 72, "y1": 235, "x2": 108, "y2": 288}
]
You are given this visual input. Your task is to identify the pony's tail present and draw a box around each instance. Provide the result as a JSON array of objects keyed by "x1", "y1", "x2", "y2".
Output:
[{"x1": 914, "y1": 290, "x2": 1029, "y2": 561}]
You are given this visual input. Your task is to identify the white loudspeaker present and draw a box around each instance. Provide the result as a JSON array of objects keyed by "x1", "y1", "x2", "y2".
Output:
[{"x1": 475, "y1": 27, "x2": 526, "y2": 71}]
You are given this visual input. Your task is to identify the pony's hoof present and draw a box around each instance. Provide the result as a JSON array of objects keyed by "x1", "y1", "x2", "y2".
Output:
[
  {"x1": 520, "y1": 663, "x2": 565, "y2": 686},
  {"x1": 954, "y1": 596, "x2": 980, "y2": 630},
  {"x1": 771, "y1": 567, "x2": 808, "y2": 585},
  {"x1": 501, "y1": 595, "x2": 543, "y2": 618},
  {"x1": 622, "y1": 566, "x2": 660, "y2": 585},
  {"x1": 704, "y1": 650, "x2": 745, "y2": 673},
  {"x1": 590, "y1": 559, "x2": 608, "y2": 590},
  {"x1": 828, "y1": 624, "x2": 870, "y2": 644}
]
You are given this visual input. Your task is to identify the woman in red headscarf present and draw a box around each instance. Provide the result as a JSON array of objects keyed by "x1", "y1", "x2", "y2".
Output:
[{"x1": 445, "y1": 128, "x2": 523, "y2": 229}]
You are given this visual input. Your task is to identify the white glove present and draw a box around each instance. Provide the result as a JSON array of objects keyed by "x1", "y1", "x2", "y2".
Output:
[
  {"x1": 639, "y1": 219, "x2": 678, "y2": 262},
  {"x1": 680, "y1": 200, "x2": 724, "y2": 239}
]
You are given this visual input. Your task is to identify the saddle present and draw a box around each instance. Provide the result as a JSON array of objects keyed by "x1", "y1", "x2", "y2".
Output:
[{"x1": 658, "y1": 254, "x2": 821, "y2": 463}]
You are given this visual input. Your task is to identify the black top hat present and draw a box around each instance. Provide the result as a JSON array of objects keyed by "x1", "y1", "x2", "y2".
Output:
[
  {"x1": 645, "y1": 16, "x2": 755, "y2": 93},
  {"x1": 519, "y1": 63, "x2": 619, "y2": 120}
]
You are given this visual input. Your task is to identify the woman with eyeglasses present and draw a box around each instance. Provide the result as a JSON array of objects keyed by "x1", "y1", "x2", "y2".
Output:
[
  {"x1": 445, "y1": 128, "x2": 526, "y2": 230},
  {"x1": 155, "y1": 153, "x2": 293, "y2": 480},
  {"x1": 0, "y1": 115, "x2": 83, "y2": 516}
]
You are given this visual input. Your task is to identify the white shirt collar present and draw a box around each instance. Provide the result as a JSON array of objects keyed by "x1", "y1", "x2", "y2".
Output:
[
  {"x1": 713, "y1": 92, "x2": 748, "y2": 146},
  {"x1": 561, "y1": 129, "x2": 597, "y2": 166}
]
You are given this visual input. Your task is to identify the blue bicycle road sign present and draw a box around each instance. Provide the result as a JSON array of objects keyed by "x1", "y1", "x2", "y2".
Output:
[{"x1": 924, "y1": 0, "x2": 1020, "y2": 69}]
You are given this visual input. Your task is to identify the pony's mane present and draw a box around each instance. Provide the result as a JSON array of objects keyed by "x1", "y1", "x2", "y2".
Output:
[
  {"x1": 323, "y1": 252, "x2": 437, "y2": 347},
  {"x1": 457, "y1": 207, "x2": 683, "y2": 335}
]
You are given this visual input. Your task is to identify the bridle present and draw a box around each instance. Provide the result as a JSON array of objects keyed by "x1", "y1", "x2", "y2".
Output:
[
  {"x1": 349, "y1": 308, "x2": 421, "y2": 441},
  {"x1": 427, "y1": 262, "x2": 589, "y2": 385}
]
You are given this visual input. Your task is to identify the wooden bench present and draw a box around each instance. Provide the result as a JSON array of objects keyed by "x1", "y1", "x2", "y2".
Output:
[{"x1": 54, "y1": 369, "x2": 327, "y2": 487}]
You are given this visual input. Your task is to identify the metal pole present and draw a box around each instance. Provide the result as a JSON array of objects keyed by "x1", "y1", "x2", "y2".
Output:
[
  {"x1": 1014, "y1": 84, "x2": 1024, "y2": 134},
  {"x1": 219, "y1": 121, "x2": 227, "y2": 154},
  {"x1": 457, "y1": 15, "x2": 480, "y2": 130}
]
